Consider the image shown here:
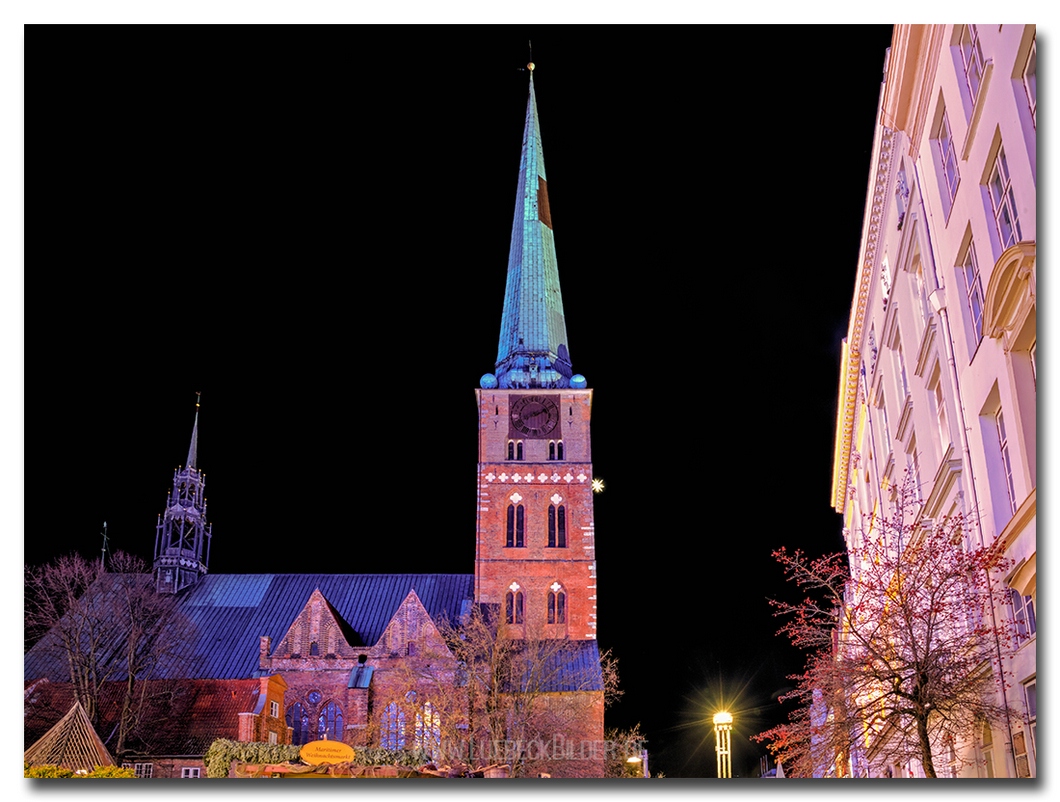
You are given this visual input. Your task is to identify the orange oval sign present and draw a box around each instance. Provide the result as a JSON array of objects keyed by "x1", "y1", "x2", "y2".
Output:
[{"x1": 300, "y1": 739, "x2": 356, "y2": 765}]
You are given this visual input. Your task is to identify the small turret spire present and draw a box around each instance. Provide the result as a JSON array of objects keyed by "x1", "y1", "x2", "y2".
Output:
[
  {"x1": 186, "y1": 392, "x2": 200, "y2": 470},
  {"x1": 153, "y1": 393, "x2": 212, "y2": 594}
]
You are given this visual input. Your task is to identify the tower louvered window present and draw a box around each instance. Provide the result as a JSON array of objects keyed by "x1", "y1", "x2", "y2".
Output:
[
  {"x1": 547, "y1": 505, "x2": 567, "y2": 547},
  {"x1": 506, "y1": 590, "x2": 524, "y2": 624},
  {"x1": 548, "y1": 584, "x2": 566, "y2": 624},
  {"x1": 506, "y1": 504, "x2": 525, "y2": 547}
]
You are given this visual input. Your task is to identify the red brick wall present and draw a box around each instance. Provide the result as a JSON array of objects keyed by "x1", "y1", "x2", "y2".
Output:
[{"x1": 474, "y1": 389, "x2": 598, "y2": 640}]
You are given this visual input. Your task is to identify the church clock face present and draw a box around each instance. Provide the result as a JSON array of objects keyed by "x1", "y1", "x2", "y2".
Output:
[{"x1": 510, "y1": 394, "x2": 560, "y2": 438}]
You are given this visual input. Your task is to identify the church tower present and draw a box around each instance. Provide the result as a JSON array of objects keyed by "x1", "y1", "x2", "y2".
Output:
[
  {"x1": 153, "y1": 394, "x2": 212, "y2": 594},
  {"x1": 475, "y1": 65, "x2": 597, "y2": 640}
]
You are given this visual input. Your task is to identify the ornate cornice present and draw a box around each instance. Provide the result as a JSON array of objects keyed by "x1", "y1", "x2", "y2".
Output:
[{"x1": 832, "y1": 117, "x2": 898, "y2": 512}]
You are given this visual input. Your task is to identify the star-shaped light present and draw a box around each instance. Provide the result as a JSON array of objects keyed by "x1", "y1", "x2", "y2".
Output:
[{"x1": 592, "y1": 478, "x2": 605, "y2": 493}]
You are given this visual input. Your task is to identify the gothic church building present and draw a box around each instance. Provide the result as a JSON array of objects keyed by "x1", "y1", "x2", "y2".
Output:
[{"x1": 25, "y1": 66, "x2": 606, "y2": 779}]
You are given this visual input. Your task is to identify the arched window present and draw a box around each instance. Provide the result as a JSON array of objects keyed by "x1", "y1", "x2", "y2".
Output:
[
  {"x1": 286, "y1": 702, "x2": 310, "y2": 745},
  {"x1": 507, "y1": 440, "x2": 515, "y2": 460},
  {"x1": 548, "y1": 505, "x2": 567, "y2": 547},
  {"x1": 415, "y1": 701, "x2": 442, "y2": 758},
  {"x1": 506, "y1": 504, "x2": 525, "y2": 548},
  {"x1": 557, "y1": 440, "x2": 564, "y2": 460},
  {"x1": 381, "y1": 702, "x2": 406, "y2": 750},
  {"x1": 506, "y1": 588, "x2": 524, "y2": 624},
  {"x1": 549, "y1": 441, "x2": 556, "y2": 460},
  {"x1": 516, "y1": 441, "x2": 524, "y2": 460},
  {"x1": 318, "y1": 701, "x2": 344, "y2": 741},
  {"x1": 548, "y1": 583, "x2": 567, "y2": 624}
]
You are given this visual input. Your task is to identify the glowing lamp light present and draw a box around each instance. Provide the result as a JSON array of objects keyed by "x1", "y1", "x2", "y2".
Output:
[
  {"x1": 592, "y1": 478, "x2": 605, "y2": 493},
  {"x1": 713, "y1": 711, "x2": 734, "y2": 777}
]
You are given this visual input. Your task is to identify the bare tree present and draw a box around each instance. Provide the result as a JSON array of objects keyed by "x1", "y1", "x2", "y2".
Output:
[
  {"x1": 754, "y1": 478, "x2": 1015, "y2": 778},
  {"x1": 24, "y1": 550, "x2": 196, "y2": 761},
  {"x1": 434, "y1": 605, "x2": 619, "y2": 777}
]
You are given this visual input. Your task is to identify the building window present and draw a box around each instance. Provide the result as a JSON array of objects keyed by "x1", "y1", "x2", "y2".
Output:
[
  {"x1": 548, "y1": 440, "x2": 564, "y2": 460},
  {"x1": 913, "y1": 249, "x2": 933, "y2": 329},
  {"x1": 979, "y1": 722, "x2": 995, "y2": 778},
  {"x1": 929, "y1": 364, "x2": 950, "y2": 455},
  {"x1": 907, "y1": 438, "x2": 922, "y2": 505},
  {"x1": 507, "y1": 440, "x2": 514, "y2": 460},
  {"x1": 1013, "y1": 728, "x2": 1032, "y2": 777},
  {"x1": 270, "y1": 700, "x2": 279, "y2": 718},
  {"x1": 995, "y1": 409, "x2": 1017, "y2": 514},
  {"x1": 548, "y1": 583, "x2": 567, "y2": 624},
  {"x1": 181, "y1": 767, "x2": 201, "y2": 778},
  {"x1": 381, "y1": 702, "x2": 406, "y2": 750},
  {"x1": 933, "y1": 108, "x2": 960, "y2": 209},
  {"x1": 1010, "y1": 589, "x2": 1036, "y2": 643},
  {"x1": 133, "y1": 763, "x2": 154, "y2": 778},
  {"x1": 1023, "y1": 37, "x2": 1036, "y2": 127},
  {"x1": 414, "y1": 701, "x2": 442, "y2": 758},
  {"x1": 268, "y1": 731, "x2": 278, "y2": 745},
  {"x1": 957, "y1": 25, "x2": 986, "y2": 107},
  {"x1": 517, "y1": 441, "x2": 524, "y2": 460},
  {"x1": 1030, "y1": 341, "x2": 1036, "y2": 388},
  {"x1": 318, "y1": 701, "x2": 344, "y2": 741},
  {"x1": 506, "y1": 503, "x2": 525, "y2": 548},
  {"x1": 505, "y1": 587, "x2": 524, "y2": 624},
  {"x1": 960, "y1": 241, "x2": 985, "y2": 345},
  {"x1": 876, "y1": 390, "x2": 891, "y2": 459},
  {"x1": 287, "y1": 702, "x2": 310, "y2": 745},
  {"x1": 1023, "y1": 680, "x2": 1037, "y2": 765},
  {"x1": 893, "y1": 335, "x2": 910, "y2": 402},
  {"x1": 987, "y1": 145, "x2": 1022, "y2": 250},
  {"x1": 547, "y1": 504, "x2": 567, "y2": 547}
]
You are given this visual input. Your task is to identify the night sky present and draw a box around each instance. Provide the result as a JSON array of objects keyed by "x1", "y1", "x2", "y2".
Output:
[{"x1": 23, "y1": 26, "x2": 898, "y2": 778}]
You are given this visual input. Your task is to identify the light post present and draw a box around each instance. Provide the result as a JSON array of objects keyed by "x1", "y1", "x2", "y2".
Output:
[
  {"x1": 626, "y1": 749, "x2": 649, "y2": 778},
  {"x1": 713, "y1": 711, "x2": 733, "y2": 778}
]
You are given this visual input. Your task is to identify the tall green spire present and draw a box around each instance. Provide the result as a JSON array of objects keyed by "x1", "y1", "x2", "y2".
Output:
[{"x1": 493, "y1": 68, "x2": 578, "y2": 390}]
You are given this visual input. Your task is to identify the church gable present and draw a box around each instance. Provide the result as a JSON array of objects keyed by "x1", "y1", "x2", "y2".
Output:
[
  {"x1": 375, "y1": 589, "x2": 453, "y2": 660},
  {"x1": 271, "y1": 588, "x2": 363, "y2": 663}
]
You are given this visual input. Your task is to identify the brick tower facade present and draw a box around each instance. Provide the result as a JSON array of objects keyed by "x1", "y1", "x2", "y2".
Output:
[{"x1": 474, "y1": 65, "x2": 597, "y2": 641}]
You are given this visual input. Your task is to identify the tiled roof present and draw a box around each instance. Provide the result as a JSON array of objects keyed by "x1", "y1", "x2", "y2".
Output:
[
  {"x1": 26, "y1": 574, "x2": 474, "y2": 682},
  {"x1": 24, "y1": 676, "x2": 266, "y2": 757}
]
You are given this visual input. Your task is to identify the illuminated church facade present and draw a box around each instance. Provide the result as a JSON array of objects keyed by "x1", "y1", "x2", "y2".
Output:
[{"x1": 25, "y1": 66, "x2": 605, "y2": 779}]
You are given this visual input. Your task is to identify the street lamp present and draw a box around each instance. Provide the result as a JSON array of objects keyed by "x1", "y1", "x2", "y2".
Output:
[
  {"x1": 625, "y1": 749, "x2": 649, "y2": 778},
  {"x1": 713, "y1": 711, "x2": 733, "y2": 778}
]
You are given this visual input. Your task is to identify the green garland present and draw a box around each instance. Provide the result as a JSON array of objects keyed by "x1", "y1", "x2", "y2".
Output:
[
  {"x1": 203, "y1": 739, "x2": 303, "y2": 778},
  {"x1": 24, "y1": 763, "x2": 136, "y2": 778},
  {"x1": 203, "y1": 740, "x2": 434, "y2": 778}
]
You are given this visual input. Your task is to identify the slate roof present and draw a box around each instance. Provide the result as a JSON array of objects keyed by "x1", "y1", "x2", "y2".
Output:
[
  {"x1": 510, "y1": 639, "x2": 605, "y2": 693},
  {"x1": 25, "y1": 573, "x2": 474, "y2": 682}
]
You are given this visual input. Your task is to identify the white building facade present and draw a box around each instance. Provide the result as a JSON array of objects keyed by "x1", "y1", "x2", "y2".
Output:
[{"x1": 831, "y1": 24, "x2": 1036, "y2": 779}]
